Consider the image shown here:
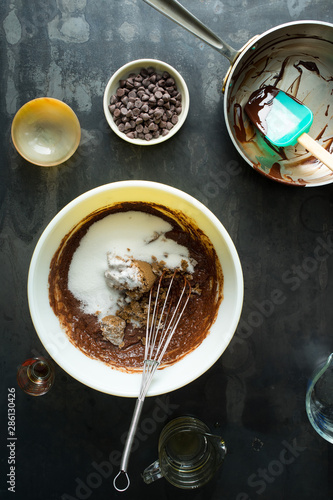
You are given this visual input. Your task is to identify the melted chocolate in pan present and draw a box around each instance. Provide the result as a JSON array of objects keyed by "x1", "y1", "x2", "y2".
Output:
[{"x1": 225, "y1": 26, "x2": 333, "y2": 185}]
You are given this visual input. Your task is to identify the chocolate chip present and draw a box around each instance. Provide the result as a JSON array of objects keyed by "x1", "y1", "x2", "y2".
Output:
[
  {"x1": 140, "y1": 68, "x2": 149, "y2": 78},
  {"x1": 125, "y1": 80, "x2": 134, "y2": 90},
  {"x1": 165, "y1": 77, "x2": 175, "y2": 86},
  {"x1": 148, "y1": 122, "x2": 158, "y2": 132},
  {"x1": 154, "y1": 109, "x2": 164, "y2": 120}
]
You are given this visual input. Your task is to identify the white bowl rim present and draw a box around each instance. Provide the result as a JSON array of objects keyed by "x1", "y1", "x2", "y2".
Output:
[
  {"x1": 28, "y1": 180, "x2": 243, "y2": 397},
  {"x1": 103, "y1": 58, "x2": 190, "y2": 146}
]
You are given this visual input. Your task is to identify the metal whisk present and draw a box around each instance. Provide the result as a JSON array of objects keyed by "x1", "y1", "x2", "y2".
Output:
[{"x1": 113, "y1": 270, "x2": 191, "y2": 492}]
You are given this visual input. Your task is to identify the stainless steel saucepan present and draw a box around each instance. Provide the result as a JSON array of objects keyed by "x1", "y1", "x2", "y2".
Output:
[{"x1": 143, "y1": 0, "x2": 333, "y2": 186}]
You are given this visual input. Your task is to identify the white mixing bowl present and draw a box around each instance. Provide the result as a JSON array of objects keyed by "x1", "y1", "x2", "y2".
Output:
[{"x1": 28, "y1": 181, "x2": 243, "y2": 397}]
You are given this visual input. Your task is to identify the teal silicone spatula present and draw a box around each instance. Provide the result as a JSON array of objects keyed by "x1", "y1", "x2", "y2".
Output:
[{"x1": 245, "y1": 86, "x2": 333, "y2": 172}]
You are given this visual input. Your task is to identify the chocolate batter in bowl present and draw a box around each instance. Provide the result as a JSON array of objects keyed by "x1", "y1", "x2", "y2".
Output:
[
  {"x1": 225, "y1": 22, "x2": 333, "y2": 186},
  {"x1": 48, "y1": 202, "x2": 222, "y2": 372},
  {"x1": 28, "y1": 181, "x2": 243, "y2": 397}
]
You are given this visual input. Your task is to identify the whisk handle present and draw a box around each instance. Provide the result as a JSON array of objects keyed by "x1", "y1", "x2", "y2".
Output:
[
  {"x1": 121, "y1": 397, "x2": 144, "y2": 471},
  {"x1": 113, "y1": 397, "x2": 145, "y2": 491}
]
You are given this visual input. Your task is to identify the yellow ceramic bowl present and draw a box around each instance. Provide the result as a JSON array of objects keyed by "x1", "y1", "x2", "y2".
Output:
[{"x1": 11, "y1": 97, "x2": 81, "y2": 167}]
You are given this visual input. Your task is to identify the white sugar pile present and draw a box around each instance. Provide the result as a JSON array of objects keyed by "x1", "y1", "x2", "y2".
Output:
[
  {"x1": 105, "y1": 254, "x2": 143, "y2": 290},
  {"x1": 68, "y1": 210, "x2": 194, "y2": 318}
]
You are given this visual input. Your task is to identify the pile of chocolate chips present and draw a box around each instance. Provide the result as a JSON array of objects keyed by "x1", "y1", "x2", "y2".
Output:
[{"x1": 109, "y1": 67, "x2": 182, "y2": 141}]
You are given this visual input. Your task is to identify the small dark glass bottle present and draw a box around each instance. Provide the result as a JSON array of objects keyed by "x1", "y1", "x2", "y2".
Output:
[{"x1": 17, "y1": 357, "x2": 55, "y2": 396}]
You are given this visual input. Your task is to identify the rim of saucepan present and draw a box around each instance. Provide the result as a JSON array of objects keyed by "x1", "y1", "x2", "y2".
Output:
[
  {"x1": 223, "y1": 20, "x2": 333, "y2": 187},
  {"x1": 27, "y1": 180, "x2": 244, "y2": 397},
  {"x1": 103, "y1": 59, "x2": 190, "y2": 146}
]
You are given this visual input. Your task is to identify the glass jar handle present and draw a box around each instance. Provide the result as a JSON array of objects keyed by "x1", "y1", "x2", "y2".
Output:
[{"x1": 142, "y1": 460, "x2": 163, "y2": 484}]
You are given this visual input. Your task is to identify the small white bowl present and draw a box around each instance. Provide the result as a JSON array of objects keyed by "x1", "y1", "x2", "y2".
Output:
[
  {"x1": 28, "y1": 181, "x2": 243, "y2": 397},
  {"x1": 11, "y1": 97, "x2": 81, "y2": 167},
  {"x1": 103, "y1": 59, "x2": 189, "y2": 146}
]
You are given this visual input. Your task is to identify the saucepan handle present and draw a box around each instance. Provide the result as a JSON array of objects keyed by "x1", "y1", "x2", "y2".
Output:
[{"x1": 142, "y1": 0, "x2": 240, "y2": 63}]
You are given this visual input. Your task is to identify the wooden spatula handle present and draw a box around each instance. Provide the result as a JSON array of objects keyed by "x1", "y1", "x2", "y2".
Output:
[{"x1": 297, "y1": 133, "x2": 333, "y2": 172}]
